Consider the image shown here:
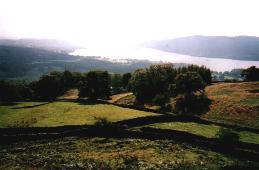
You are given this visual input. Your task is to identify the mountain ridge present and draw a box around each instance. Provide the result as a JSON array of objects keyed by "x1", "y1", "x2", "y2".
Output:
[
  {"x1": 0, "y1": 38, "x2": 80, "y2": 53},
  {"x1": 144, "y1": 35, "x2": 259, "y2": 61}
]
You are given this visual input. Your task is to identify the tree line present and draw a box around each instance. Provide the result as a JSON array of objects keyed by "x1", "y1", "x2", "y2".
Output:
[
  {"x1": 241, "y1": 66, "x2": 259, "y2": 81},
  {"x1": 0, "y1": 70, "x2": 132, "y2": 102},
  {"x1": 128, "y1": 64, "x2": 211, "y2": 114},
  {"x1": 1, "y1": 65, "x2": 258, "y2": 115}
]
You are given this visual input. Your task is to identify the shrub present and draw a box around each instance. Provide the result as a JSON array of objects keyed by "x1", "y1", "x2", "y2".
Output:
[
  {"x1": 152, "y1": 93, "x2": 169, "y2": 106},
  {"x1": 241, "y1": 66, "x2": 259, "y2": 81},
  {"x1": 122, "y1": 73, "x2": 132, "y2": 90},
  {"x1": 173, "y1": 94, "x2": 211, "y2": 115},
  {"x1": 94, "y1": 117, "x2": 112, "y2": 127},
  {"x1": 79, "y1": 71, "x2": 111, "y2": 100},
  {"x1": 129, "y1": 64, "x2": 176, "y2": 103},
  {"x1": 0, "y1": 80, "x2": 32, "y2": 102},
  {"x1": 32, "y1": 74, "x2": 63, "y2": 100},
  {"x1": 217, "y1": 128, "x2": 240, "y2": 146},
  {"x1": 224, "y1": 78, "x2": 237, "y2": 82}
]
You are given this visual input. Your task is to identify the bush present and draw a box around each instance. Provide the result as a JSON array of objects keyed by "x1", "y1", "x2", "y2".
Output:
[
  {"x1": 94, "y1": 117, "x2": 112, "y2": 127},
  {"x1": 224, "y1": 78, "x2": 237, "y2": 82},
  {"x1": 79, "y1": 71, "x2": 111, "y2": 100},
  {"x1": 217, "y1": 128, "x2": 240, "y2": 146},
  {"x1": 32, "y1": 74, "x2": 64, "y2": 100},
  {"x1": 241, "y1": 66, "x2": 259, "y2": 81},
  {"x1": 173, "y1": 94, "x2": 211, "y2": 115},
  {"x1": 129, "y1": 64, "x2": 176, "y2": 103},
  {"x1": 0, "y1": 81, "x2": 32, "y2": 102},
  {"x1": 152, "y1": 93, "x2": 169, "y2": 106}
]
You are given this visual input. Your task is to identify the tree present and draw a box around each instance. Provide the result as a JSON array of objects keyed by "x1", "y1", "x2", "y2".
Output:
[
  {"x1": 152, "y1": 93, "x2": 170, "y2": 106},
  {"x1": 128, "y1": 69, "x2": 151, "y2": 103},
  {"x1": 79, "y1": 71, "x2": 111, "y2": 100},
  {"x1": 241, "y1": 66, "x2": 259, "y2": 81},
  {"x1": 33, "y1": 74, "x2": 63, "y2": 100},
  {"x1": 61, "y1": 70, "x2": 83, "y2": 89},
  {"x1": 0, "y1": 81, "x2": 21, "y2": 102},
  {"x1": 171, "y1": 72, "x2": 209, "y2": 115},
  {"x1": 111, "y1": 74, "x2": 123, "y2": 94},
  {"x1": 62, "y1": 70, "x2": 74, "y2": 89},
  {"x1": 177, "y1": 65, "x2": 212, "y2": 84},
  {"x1": 122, "y1": 73, "x2": 132, "y2": 90},
  {"x1": 172, "y1": 72, "x2": 205, "y2": 95},
  {"x1": 129, "y1": 64, "x2": 176, "y2": 103},
  {"x1": 0, "y1": 80, "x2": 32, "y2": 102}
]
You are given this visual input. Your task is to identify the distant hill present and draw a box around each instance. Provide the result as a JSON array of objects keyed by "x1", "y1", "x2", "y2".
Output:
[
  {"x1": 144, "y1": 36, "x2": 259, "y2": 61},
  {"x1": 0, "y1": 39, "x2": 80, "y2": 53},
  {"x1": 0, "y1": 46, "x2": 171, "y2": 80}
]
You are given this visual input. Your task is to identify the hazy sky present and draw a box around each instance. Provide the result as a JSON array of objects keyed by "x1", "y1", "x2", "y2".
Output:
[{"x1": 0, "y1": 0, "x2": 259, "y2": 47}]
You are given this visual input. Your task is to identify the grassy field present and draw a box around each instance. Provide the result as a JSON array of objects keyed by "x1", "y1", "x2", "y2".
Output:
[
  {"x1": 0, "y1": 101, "x2": 156, "y2": 127},
  {"x1": 0, "y1": 137, "x2": 240, "y2": 169},
  {"x1": 1, "y1": 82, "x2": 259, "y2": 169},
  {"x1": 139, "y1": 122, "x2": 259, "y2": 144}
]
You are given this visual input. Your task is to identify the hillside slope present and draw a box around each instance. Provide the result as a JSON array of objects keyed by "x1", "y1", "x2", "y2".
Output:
[
  {"x1": 203, "y1": 82, "x2": 259, "y2": 128},
  {"x1": 114, "y1": 82, "x2": 259, "y2": 128}
]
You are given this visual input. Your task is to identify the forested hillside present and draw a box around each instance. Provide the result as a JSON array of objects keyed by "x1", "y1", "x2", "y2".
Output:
[
  {"x1": 0, "y1": 46, "x2": 161, "y2": 80},
  {"x1": 0, "y1": 39, "x2": 79, "y2": 53},
  {"x1": 144, "y1": 36, "x2": 259, "y2": 60}
]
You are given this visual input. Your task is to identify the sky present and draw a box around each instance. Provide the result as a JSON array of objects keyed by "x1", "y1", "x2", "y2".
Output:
[{"x1": 0, "y1": 0, "x2": 259, "y2": 47}]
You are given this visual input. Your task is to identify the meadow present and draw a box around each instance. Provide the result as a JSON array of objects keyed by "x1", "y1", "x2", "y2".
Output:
[
  {"x1": 0, "y1": 82, "x2": 259, "y2": 169},
  {"x1": 0, "y1": 101, "x2": 156, "y2": 128}
]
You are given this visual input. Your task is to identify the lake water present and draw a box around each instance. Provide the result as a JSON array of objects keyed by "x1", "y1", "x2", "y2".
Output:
[{"x1": 70, "y1": 47, "x2": 259, "y2": 72}]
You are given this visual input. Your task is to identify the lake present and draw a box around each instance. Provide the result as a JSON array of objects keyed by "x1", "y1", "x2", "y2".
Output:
[{"x1": 70, "y1": 47, "x2": 259, "y2": 72}]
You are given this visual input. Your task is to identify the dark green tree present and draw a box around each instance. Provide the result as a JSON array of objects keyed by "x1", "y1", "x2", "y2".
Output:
[
  {"x1": 177, "y1": 65, "x2": 212, "y2": 84},
  {"x1": 61, "y1": 70, "x2": 83, "y2": 89},
  {"x1": 122, "y1": 73, "x2": 132, "y2": 90},
  {"x1": 129, "y1": 64, "x2": 176, "y2": 103},
  {"x1": 241, "y1": 66, "x2": 259, "y2": 81},
  {"x1": 111, "y1": 74, "x2": 123, "y2": 94},
  {"x1": 0, "y1": 81, "x2": 21, "y2": 102},
  {"x1": 129, "y1": 69, "x2": 151, "y2": 103},
  {"x1": 0, "y1": 80, "x2": 32, "y2": 102},
  {"x1": 79, "y1": 71, "x2": 111, "y2": 100},
  {"x1": 33, "y1": 74, "x2": 63, "y2": 100},
  {"x1": 171, "y1": 72, "x2": 209, "y2": 115},
  {"x1": 173, "y1": 72, "x2": 205, "y2": 95}
]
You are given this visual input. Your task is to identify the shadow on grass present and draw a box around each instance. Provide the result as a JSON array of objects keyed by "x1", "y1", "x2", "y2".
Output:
[
  {"x1": 0, "y1": 124, "x2": 259, "y2": 162},
  {"x1": 248, "y1": 89, "x2": 259, "y2": 93},
  {"x1": 12, "y1": 102, "x2": 51, "y2": 109},
  {"x1": 116, "y1": 115, "x2": 259, "y2": 134},
  {"x1": 77, "y1": 99, "x2": 108, "y2": 105},
  {"x1": 0, "y1": 102, "x2": 19, "y2": 106}
]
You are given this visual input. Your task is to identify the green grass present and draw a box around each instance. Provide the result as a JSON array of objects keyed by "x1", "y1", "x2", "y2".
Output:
[
  {"x1": 0, "y1": 137, "x2": 236, "y2": 169},
  {"x1": 149, "y1": 122, "x2": 220, "y2": 138},
  {"x1": 240, "y1": 131, "x2": 259, "y2": 144},
  {"x1": 143, "y1": 122, "x2": 259, "y2": 144},
  {"x1": 0, "y1": 102, "x2": 157, "y2": 127}
]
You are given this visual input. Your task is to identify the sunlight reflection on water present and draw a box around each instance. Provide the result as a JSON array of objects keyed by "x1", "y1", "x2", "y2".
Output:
[{"x1": 70, "y1": 47, "x2": 259, "y2": 72}]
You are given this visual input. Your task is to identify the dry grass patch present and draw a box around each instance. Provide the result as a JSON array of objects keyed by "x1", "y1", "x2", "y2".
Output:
[{"x1": 203, "y1": 82, "x2": 259, "y2": 128}]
